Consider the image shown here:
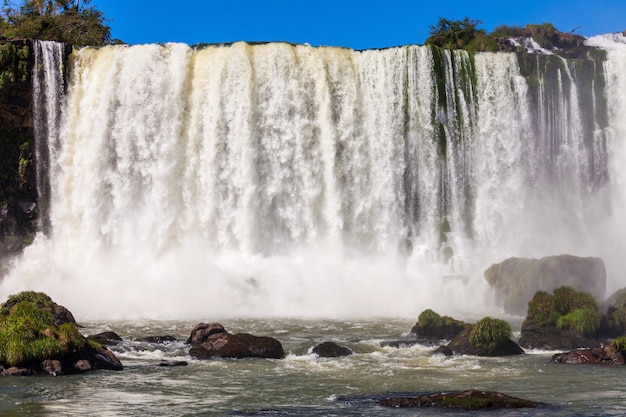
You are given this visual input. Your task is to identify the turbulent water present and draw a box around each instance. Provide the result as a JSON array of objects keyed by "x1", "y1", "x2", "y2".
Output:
[
  {"x1": 2, "y1": 319, "x2": 626, "y2": 416},
  {"x1": 1, "y1": 36, "x2": 626, "y2": 320}
]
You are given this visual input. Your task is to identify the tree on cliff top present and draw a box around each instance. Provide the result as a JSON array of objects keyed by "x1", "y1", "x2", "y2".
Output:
[
  {"x1": 425, "y1": 17, "x2": 498, "y2": 52},
  {"x1": 0, "y1": 0, "x2": 110, "y2": 46}
]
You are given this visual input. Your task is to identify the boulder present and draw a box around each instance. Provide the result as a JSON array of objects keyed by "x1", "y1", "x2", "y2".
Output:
[
  {"x1": 187, "y1": 323, "x2": 284, "y2": 359},
  {"x1": 447, "y1": 327, "x2": 524, "y2": 357},
  {"x1": 0, "y1": 291, "x2": 123, "y2": 376},
  {"x1": 88, "y1": 331, "x2": 123, "y2": 346},
  {"x1": 378, "y1": 390, "x2": 543, "y2": 409},
  {"x1": 484, "y1": 255, "x2": 606, "y2": 315},
  {"x1": 552, "y1": 344, "x2": 624, "y2": 365},
  {"x1": 312, "y1": 341, "x2": 352, "y2": 357}
]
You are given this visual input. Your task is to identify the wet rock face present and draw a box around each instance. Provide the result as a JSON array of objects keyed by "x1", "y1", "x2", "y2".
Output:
[{"x1": 1, "y1": 38, "x2": 36, "y2": 256}]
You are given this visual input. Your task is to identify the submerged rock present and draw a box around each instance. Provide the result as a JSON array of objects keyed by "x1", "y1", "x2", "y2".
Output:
[
  {"x1": 484, "y1": 255, "x2": 606, "y2": 316},
  {"x1": 137, "y1": 335, "x2": 180, "y2": 344},
  {"x1": 187, "y1": 323, "x2": 284, "y2": 359},
  {"x1": 378, "y1": 390, "x2": 543, "y2": 409},
  {"x1": 312, "y1": 341, "x2": 352, "y2": 357}
]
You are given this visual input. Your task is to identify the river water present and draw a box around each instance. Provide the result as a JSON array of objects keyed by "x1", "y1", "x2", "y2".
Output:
[{"x1": 2, "y1": 318, "x2": 626, "y2": 416}]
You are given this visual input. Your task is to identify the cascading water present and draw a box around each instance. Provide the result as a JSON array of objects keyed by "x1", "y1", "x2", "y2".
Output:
[
  {"x1": 1, "y1": 37, "x2": 624, "y2": 319},
  {"x1": 31, "y1": 40, "x2": 67, "y2": 234}
]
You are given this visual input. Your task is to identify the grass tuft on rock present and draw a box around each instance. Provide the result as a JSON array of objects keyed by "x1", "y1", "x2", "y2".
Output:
[{"x1": 469, "y1": 317, "x2": 512, "y2": 348}]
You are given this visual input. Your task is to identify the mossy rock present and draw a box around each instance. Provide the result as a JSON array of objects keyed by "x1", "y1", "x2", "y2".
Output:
[
  {"x1": 519, "y1": 287, "x2": 603, "y2": 349},
  {"x1": 446, "y1": 317, "x2": 523, "y2": 357},
  {"x1": 0, "y1": 291, "x2": 123, "y2": 374},
  {"x1": 410, "y1": 309, "x2": 469, "y2": 340}
]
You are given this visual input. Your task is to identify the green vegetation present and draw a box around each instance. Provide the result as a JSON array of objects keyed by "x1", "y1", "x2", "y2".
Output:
[
  {"x1": 527, "y1": 286, "x2": 601, "y2": 337},
  {"x1": 0, "y1": 0, "x2": 111, "y2": 46},
  {"x1": 0, "y1": 41, "x2": 30, "y2": 90},
  {"x1": 611, "y1": 336, "x2": 626, "y2": 353},
  {"x1": 417, "y1": 309, "x2": 465, "y2": 330},
  {"x1": 0, "y1": 291, "x2": 85, "y2": 367},
  {"x1": 469, "y1": 317, "x2": 512, "y2": 348},
  {"x1": 556, "y1": 308, "x2": 600, "y2": 337},
  {"x1": 425, "y1": 17, "x2": 497, "y2": 52}
]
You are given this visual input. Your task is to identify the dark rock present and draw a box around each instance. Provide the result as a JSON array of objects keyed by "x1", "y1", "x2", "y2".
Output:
[
  {"x1": 447, "y1": 328, "x2": 524, "y2": 357},
  {"x1": 378, "y1": 390, "x2": 543, "y2": 409},
  {"x1": 187, "y1": 323, "x2": 284, "y2": 359},
  {"x1": 88, "y1": 331, "x2": 123, "y2": 346},
  {"x1": 433, "y1": 345, "x2": 453, "y2": 357},
  {"x1": 312, "y1": 341, "x2": 352, "y2": 357},
  {"x1": 138, "y1": 335, "x2": 179, "y2": 344},
  {"x1": 519, "y1": 320, "x2": 601, "y2": 350},
  {"x1": 484, "y1": 255, "x2": 606, "y2": 315},
  {"x1": 552, "y1": 344, "x2": 624, "y2": 365}
]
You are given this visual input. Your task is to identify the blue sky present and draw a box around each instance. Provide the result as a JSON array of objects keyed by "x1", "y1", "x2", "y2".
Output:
[{"x1": 93, "y1": 0, "x2": 626, "y2": 50}]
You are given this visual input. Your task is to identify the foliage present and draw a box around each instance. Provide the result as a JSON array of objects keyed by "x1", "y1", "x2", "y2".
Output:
[
  {"x1": 611, "y1": 336, "x2": 626, "y2": 353},
  {"x1": 0, "y1": 41, "x2": 29, "y2": 89},
  {"x1": 526, "y1": 287, "x2": 601, "y2": 337},
  {"x1": 417, "y1": 309, "x2": 465, "y2": 330},
  {"x1": 426, "y1": 17, "x2": 485, "y2": 50},
  {"x1": 523, "y1": 23, "x2": 558, "y2": 49},
  {"x1": 556, "y1": 308, "x2": 600, "y2": 337},
  {"x1": 552, "y1": 286, "x2": 597, "y2": 316},
  {"x1": 0, "y1": 0, "x2": 110, "y2": 46},
  {"x1": 526, "y1": 290, "x2": 558, "y2": 325},
  {"x1": 418, "y1": 309, "x2": 443, "y2": 328},
  {"x1": 469, "y1": 317, "x2": 511, "y2": 348},
  {"x1": 489, "y1": 25, "x2": 524, "y2": 38},
  {"x1": 0, "y1": 291, "x2": 86, "y2": 367}
]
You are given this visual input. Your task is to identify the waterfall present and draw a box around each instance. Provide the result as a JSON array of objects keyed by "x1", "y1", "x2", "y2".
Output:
[
  {"x1": 32, "y1": 40, "x2": 67, "y2": 234},
  {"x1": 1, "y1": 38, "x2": 624, "y2": 319}
]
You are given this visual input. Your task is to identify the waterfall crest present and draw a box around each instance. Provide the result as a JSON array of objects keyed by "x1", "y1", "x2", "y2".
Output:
[{"x1": 1, "y1": 39, "x2": 624, "y2": 319}]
